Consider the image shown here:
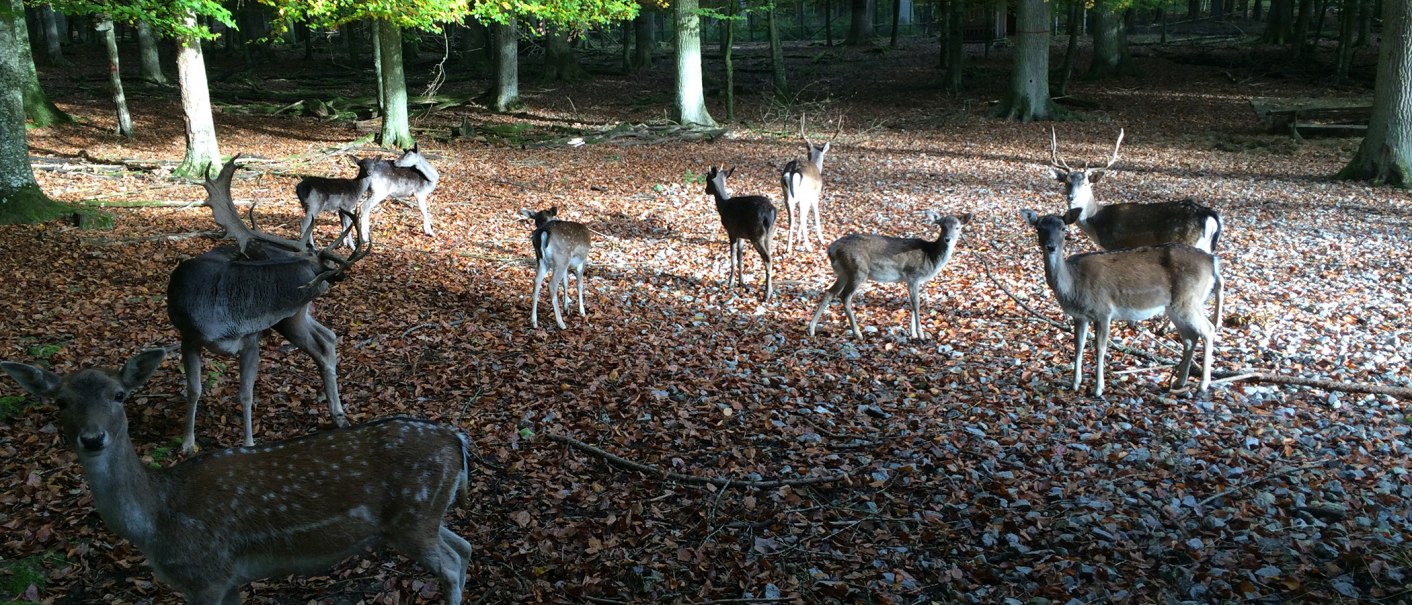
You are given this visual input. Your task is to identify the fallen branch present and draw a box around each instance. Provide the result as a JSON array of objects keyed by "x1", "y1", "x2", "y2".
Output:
[
  {"x1": 972, "y1": 247, "x2": 1064, "y2": 329},
  {"x1": 547, "y1": 433, "x2": 858, "y2": 489},
  {"x1": 81, "y1": 230, "x2": 221, "y2": 246}
]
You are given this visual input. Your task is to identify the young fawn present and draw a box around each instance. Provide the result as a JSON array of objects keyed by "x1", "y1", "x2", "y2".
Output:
[
  {"x1": 521, "y1": 207, "x2": 592, "y2": 329},
  {"x1": 1, "y1": 349, "x2": 474, "y2": 605},
  {"x1": 808, "y1": 211, "x2": 971, "y2": 340}
]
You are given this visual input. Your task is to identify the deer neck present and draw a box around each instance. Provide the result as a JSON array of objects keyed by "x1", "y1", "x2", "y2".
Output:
[
  {"x1": 1070, "y1": 187, "x2": 1100, "y2": 220},
  {"x1": 924, "y1": 233, "x2": 955, "y2": 267},
  {"x1": 78, "y1": 435, "x2": 167, "y2": 547},
  {"x1": 1039, "y1": 243, "x2": 1080, "y2": 309},
  {"x1": 411, "y1": 159, "x2": 440, "y2": 184},
  {"x1": 809, "y1": 152, "x2": 826, "y2": 173}
]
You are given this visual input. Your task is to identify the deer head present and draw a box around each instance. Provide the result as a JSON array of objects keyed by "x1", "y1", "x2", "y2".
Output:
[{"x1": 1048, "y1": 128, "x2": 1124, "y2": 205}]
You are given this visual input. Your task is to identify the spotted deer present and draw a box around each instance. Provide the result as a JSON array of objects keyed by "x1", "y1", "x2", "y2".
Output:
[
  {"x1": 520, "y1": 207, "x2": 591, "y2": 329},
  {"x1": 354, "y1": 144, "x2": 440, "y2": 244},
  {"x1": 808, "y1": 211, "x2": 970, "y2": 340},
  {"x1": 0, "y1": 348, "x2": 474, "y2": 605},
  {"x1": 705, "y1": 166, "x2": 778, "y2": 302},
  {"x1": 1049, "y1": 128, "x2": 1223, "y2": 253},
  {"x1": 1021, "y1": 208, "x2": 1222, "y2": 396},
  {"x1": 167, "y1": 157, "x2": 368, "y2": 453},
  {"x1": 780, "y1": 116, "x2": 840, "y2": 253}
]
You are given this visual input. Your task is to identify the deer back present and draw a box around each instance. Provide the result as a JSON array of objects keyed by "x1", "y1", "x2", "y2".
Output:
[
  {"x1": 296, "y1": 176, "x2": 368, "y2": 215},
  {"x1": 827, "y1": 213, "x2": 967, "y2": 284},
  {"x1": 166, "y1": 244, "x2": 327, "y2": 346},
  {"x1": 1081, "y1": 200, "x2": 1223, "y2": 253},
  {"x1": 532, "y1": 220, "x2": 591, "y2": 266}
]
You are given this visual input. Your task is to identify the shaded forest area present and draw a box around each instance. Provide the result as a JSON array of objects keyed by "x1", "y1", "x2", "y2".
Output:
[{"x1": 2, "y1": 11, "x2": 1411, "y2": 605}]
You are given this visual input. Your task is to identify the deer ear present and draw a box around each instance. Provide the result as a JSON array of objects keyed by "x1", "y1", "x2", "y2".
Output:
[
  {"x1": 821, "y1": 142, "x2": 830, "y2": 153},
  {"x1": 1088, "y1": 170, "x2": 1106, "y2": 183},
  {"x1": 1020, "y1": 209, "x2": 1040, "y2": 227},
  {"x1": 548, "y1": 206, "x2": 559, "y2": 217},
  {"x1": 120, "y1": 349, "x2": 166, "y2": 391},
  {"x1": 725, "y1": 166, "x2": 736, "y2": 177},
  {"x1": 924, "y1": 209, "x2": 942, "y2": 222},
  {"x1": 519, "y1": 209, "x2": 534, "y2": 219},
  {"x1": 1048, "y1": 167, "x2": 1067, "y2": 182},
  {"x1": 1062, "y1": 207, "x2": 1083, "y2": 225},
  {"x1": 1, "y1": 361, "x2": 63, "y2": 400},
  {"x1": 956, "y1": 213, "x2": 973, "y2": 225}
]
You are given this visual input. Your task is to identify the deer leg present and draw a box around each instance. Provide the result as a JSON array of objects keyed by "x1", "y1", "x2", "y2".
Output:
[
  {"x1": 416, "y1": 193, "x2": 436, "y2": 237},
  {"x1": 338, "y1": 211, "x2": 355, "y2": 249},
  {"x1": 1072, "y1": 320, "x2": 1089, "y2": 392},
  {"x1": 1094, "y1": 319, "x2": 1111, "y2": 397},
  {"x1": 750, "y1": 236, "x2": 773, "y2": 302},
  {"x1": 906, "y1": 281, "x2": 924, "y2": 340},
  {"x1": 726, "y1": 240, "x2": 739, "y2": 294},
  {"x1": 276, "y1": 312, "x2": 347, "y2": 427},
  {"x1": 841, "y1": 280, "x2": 863, "y2": 339},
  {"x1": 235, "y1": 337, "x2": 262, "y2": 447},
  {"x1": 1199, "y1": 318, "x2": 1214, "y2": 392},
  {"x1": 359, "y1": 192, "x2": 388, "y2": 245},
  {"x1": 179, "y1": 342, "x2": 204, "y2": 454},
  {"x1": 812, "y1": 198, "x2": 826, "y2": 247},
  {"x1": 550, "y1": 264, "x2": 569, "y2": 329},
  {"x1": 440, "y1": 526, "x2": 473, "y2": 596},
  {"x1": 574, "y1": 262, "x2": 587, "y2": 317},
  {"x1": 784, "y1": 197, "x2": 796, "y2": 254},
  {"x1": 298, "y1": 202, "x2": 320, "y2": 246},
  {"x1": 530, "y1": 262, "x2": 548, "y2": 329},
  {"x1": 807, "y1": 281, "x2": 840, "y2": 337}
]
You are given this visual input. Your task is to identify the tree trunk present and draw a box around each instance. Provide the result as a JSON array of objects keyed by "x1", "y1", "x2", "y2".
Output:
[
  {"x1": 1264, "y1": 0, "x2": 1294, "y2": 43},
  {"x1": 39, "y1": 5, "x2": 64, "y2": 66},
  {"x1": 461, "y1": 18, "x2": 490, "y2": 74},
  {"x1": 1059, "y1": 0, "x2": 1081, "y2": 94},
  {"x1": 845, "y1": 0, "x2": 874, "y2": 45},
  {"x1": 621, "y1": 20, "x2": 633, "y2": 73},
  {"x1": 1188, "y1": 0, "x2": 1201, "y2": 19},
  {"x1": 634, "y1": 10, "x2": 656, "y2": 70},
  {"x1": 768, "y1": 8, "x2": 787, "y2": 97},
  {"x1": 97, "y1": 17, "x2": 131, "y2": 138},
  {"x1": 1088, "y1": 0, "x2": 1135, "y2": 78},
  {"x1": 943, "y1": 0, "x2": 963, "y2": 92},
  {"x1": 1337, "y1": 0, "x2": 1411, "y2": 187},
  {"x1": 995, "y1": 0, "x2": 1056, "y2": 121},
  {"x1": 825, "y1": 0, "x2": 834, "y2": 46},
  {"x1": 372, "y1": 21, "x2": 385, "y2": 113},
  {"x1": 1291, "y1": 0, "x2": 1315, "y2": 55},
  {"x1": 342, "y1": 22, "x2": 362, "y2": 64},
  {"x1": 0, "y1": 4, "x2": 62, "y2": 222},
  {"x1": 1254, "y1": 0, "x2": 1264, "y2": 20},
  {"x1": 135, "y1": 22, "x2": 168, "y2": 84},
  {"x1": 724, "y1": 0, "x2": 736, "y2": 121},
  {"x1": 673, "y1": 0, "x2": 717, "y2": 127},
  {"x1": 173, "y1": 15, "x2": 220, "y2": 179},
  {"x1": 890, "y1": 0, "x2": 901, "y2": 47},
  {"x1": 1334, "y1": 0, "x2": 1357, "y2": 82},
  {"x1": 9, "y1": 0, "x2": 68, "y2": 127},
  {"x1": 490, "y1": 20, "x2": 520, "y2": 111},
  {"x1": 375, "y1": 20, "x2": 413, "y2": 149},
  {"x1": 1212, "y1": 0, "x2": 1227, "y2": 20},
  {"x1": 1356, "y1": 0, "x2": 1372, "y2": 45},
  {"x1": 542, "y1": 29, "x2": 587, "y2": 82}
]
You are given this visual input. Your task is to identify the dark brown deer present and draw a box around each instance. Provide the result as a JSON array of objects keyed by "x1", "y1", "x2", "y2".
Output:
[
  {"x1": 1049, "y1": 128, "x2": 1223, "y2": 253},
  {"x1": 167, "y1": 157, "x2": 368, "y2": 453},
  {"x1": 354, "y1": 145, "x2": 439, "y2": 244},
  {"x1": 705, "y1": 166, "x2": 778, "y2": 302},
  {"x1": 295, "y1": 160, "x2": 370, "y2": 247},
  {"x1": 520, "y1": 207, "x2": 592, "y2": 329},
  {"x1": 1021, "y1": 208, "x2": 1223, "y2": 396},
  {"x1": 1, "y1": 349, "x2": 473, "y2": 605},
  {"x1": 808, "y1": 211, "x2": 971, "y2": 340},
  {"x1": 780, "y1": 116, "x2": 840, "y2": 253}
]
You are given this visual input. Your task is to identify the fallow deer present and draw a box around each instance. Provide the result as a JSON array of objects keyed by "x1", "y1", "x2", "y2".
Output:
[
  {"x1": 780, "y1": 116, "x2": 840, "y2": 253},
  {"x1": 1049, "y1": 128, "x2": 1223, "y2": 253},
  {"x1": 0, "y1": 349, "x2": 474, "y2": 605},
  {"x1": 808, "y1": 211, "x2": 971, "y2": 340},
  {"x1": 520, "y1": 207, "x2": 592, "y2": 329},
  {"x1": 705, "y1": 166, "x2": 778, "y2": 302},
  {"x1": 1021, "y1": 208, "x2": 1223, "y2": 396},
  {"x1": 354, "y1": 144, "x2": 440, "y2": 244},
  {"x1": 167, "y1": 157, "x2": 368, "y2": 453},
  {"x1": 296, "y1": 162, "x2": 370, "y2": 247}
]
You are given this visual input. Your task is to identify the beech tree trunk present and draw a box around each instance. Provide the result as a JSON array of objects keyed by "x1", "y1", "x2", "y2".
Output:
[
  {"x1": 768, "y1": 8, "x2": 787, "y2": 97},
  {"x1": 136, "y1": 22, "x2": 167, "y2": 84},
  {"x1": 376, "y1": 20, "x2": 413, "y2": 149},
  {"x1": 673, "y1": 0, "x2": 717, "y2": 127},
  {"x1": 995, "y1": 0, "x2": 1056, "y2": 121},
  {"x1": 490, "y1": 20, "x2": 520, "y2": 111},
  {"x1": 1291, "y1": 0, "x2": 1315, "y2": 55},
  {"x1": 461, "y1": 18, "x2": 490, "y2": 74},
  {"x1": 1088, "y1": 0, "x2": 1135, "y2": 78},
  {"x1": 98, "y1": 17, "x2": 131, "y2": 138},
  {"x1": 542, "y1": 29, "x2": 587, "y2": 83},
  {"x1": 39, "y1": 5, "x2": 64, "y2": 66},
  {"x1": 1059, "y1": 0, "x2": 1081, "y2": 94},
  {"x1": 0, "y1": 5, "x2": 59, "y2": 221},
  {"x1": 10, "y1": 0, "x2": 68, "y2": 127},
  {"x1": 943, "y1": 0, "x2": 964, "y2": 93},
  {"x1": 1265, "y1": 0, "x2": 1294, "y2": 43},
  {"x1": 174, "y1": 13, "x2": 221, "y2": 178},
  {"x1": 845, "y1": 0, "x2": 874, "y2": 45},
  {"x1": 724, "y1": 0, "x2": 736, "y2": 121},
  {"x1": 1338, "y1": 0, "x2": 1411, "y2": 187},
  {"x1": 1334, "y1": 0, "x2": 1358, "y2": 82},
  {"x1": 634, "y1": 9, "x2": 656, "y2": 70}
]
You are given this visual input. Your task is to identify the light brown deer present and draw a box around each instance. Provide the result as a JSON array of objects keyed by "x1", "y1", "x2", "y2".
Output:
[
  {"x1": 1048, "y1": 128, "x2": 1223, "y2": 253},
  {"x1": 780, "y1": 116, "x2": 840, "y2": 253},
  {"x1": 1021, "y1": 208, "x2": 1223, "y2": 396},
  {"x1": 0, "y1": 348, "x2": 474, "y2": 605},
  {"x1": 520, "y1": 207, "x2": 592, "y2": 329},
  {"x1": 808, "y1": 211, "x2": 971, "y2": 340}
]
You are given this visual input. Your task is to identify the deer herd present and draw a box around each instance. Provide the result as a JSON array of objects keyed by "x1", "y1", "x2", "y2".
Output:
[{"x1": 1, "y1": 123, "x2": 1229, "y2": 604}]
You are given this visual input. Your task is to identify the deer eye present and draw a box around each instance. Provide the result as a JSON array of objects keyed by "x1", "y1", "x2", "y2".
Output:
[{"x1": 113, "y1": 391, "x2": 127, "y2": 404}]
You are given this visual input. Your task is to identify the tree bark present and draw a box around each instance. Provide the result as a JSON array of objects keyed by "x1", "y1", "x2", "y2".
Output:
[
  {"x1": 542, "y1": 29, "x2": 587, "y2": 83},
  {"x1": 724, "y1": 0, "x2": 736, "y2": 121},
  {"x1": 0, "y1": 4, "x2": 60, "y2": 222},
  {"x1": 135, "y1": 22, "x2": 168, "y2": 84},
  {"x1": 1264, "y1": 0, "x2": 1294, "y2": 43},
  {"x1": 1087, "y1": 0, "x2": 1136, "y2": 78},
  {"x1": 768, "y1": 7, "x2": 787, "y2": 97},
  {"x1": 825, "y1": 0, "x2": 834, "y2": 46},
  {"x1": 673, "y1": 0, "x2": 717, "y2": 127},
  {"x1": 1058, "y1": 0, "x2": 1081, "y2": 94},
  {"x1": 98, "y1": 17, "x2": 131, "y2": 138},
  {"x1": 174, "y1": 13, "x2": 221, "y2": 179},
  {"x1": 490, "y1": 20, "x2": 520, "y2": 112},
  {"x1": 9, "y1": 0, "x2": 68, "y2": 127},
  {"x1": 633, "y1": 9, "x2": 656, "y2": 70},
  {"x1": 845, "y1": 0, "x2": 874, "y2": 45},
  {"x1": 461, "y1": 17, "x2": 490, "y2": 74},
  {"x1": 39, "y1": 5, "x2": 64, "y2": 66},
  {"x1": 943, "y1": 0, "x2": 963, "y2": 93},
  {"x1": 372, "y1": 20, "x2": 384, "y2": 112},
  {"x1": 1334, "y1": 0, "x2": 1358, "y2": 82},
  {"x1": 890, "y1": 0, "x2": 901, "y2": 47},
  {"x1": 1337, "y1": 0, "x2": 1411, "y2": 187},
  {"x1": 1254, "y1": 0, "x2": 1264, "y2": 20},
  {"x1": 1212, "y1": 0, "x2": 1227, "y2": 20},
  {"x1": 376, "y1": 20, "x2": 413, "y2": 149},
  {"x1": 1291, "y1": 0, "x2": 1315, "y2": 55},
  {"x1": 995, "y1": 0, "x2": 1056, "y2": 121}
]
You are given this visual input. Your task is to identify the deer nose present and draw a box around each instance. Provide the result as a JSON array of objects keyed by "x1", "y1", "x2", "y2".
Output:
[{"x1": 79, "y1": 432, "x2": 108, "y2": 452}]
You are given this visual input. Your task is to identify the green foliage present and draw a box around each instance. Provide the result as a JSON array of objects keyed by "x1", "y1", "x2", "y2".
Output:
[
  {"x1": 0, "y1": 553, "x2": 64, "y2": 599},
  {"x1": 26, "y1": 343, "x2": 60, "y2": 360},
  {"x1": 146, "y1": 437, "x2": 186, "y2": 468},
  {"x1": 0, "y1": 395, "x2": 31, "y2": 422},
  {"x1": 682, "y1": 169, "x2": 705, "y2": 185},
  {"x1": 45, "y1": 0, "x2": 234, "y2": 38}
]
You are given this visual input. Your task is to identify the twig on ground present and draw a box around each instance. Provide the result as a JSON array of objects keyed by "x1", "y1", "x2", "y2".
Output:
[
  {"x1": 81, "y1": 231, "x2": 221, "y2": 246},
  {"x1": 1177, "y1": 458, "x2": 1334, "y2": 519},
  {"x1": 547, "y1": 433, "x2": 859, "y2": 489}
]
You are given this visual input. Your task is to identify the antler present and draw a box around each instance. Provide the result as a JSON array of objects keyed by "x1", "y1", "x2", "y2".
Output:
[
  {"x1": 304, "y1": 210, "x2": 370, "y2": 292},
  {"x1": 829, "y1": 116, "x2": 844, "y2": 143},
  {"x1": 799, "y1": 114, "x2": 815, "y2": 147},
  {"x1": 201, "y1": 155, "x2": 309, "y2": 255},
  {"x1": 1049, "y1": 127, "x2": 1072, "y2": 172},
  {"x1": 1094, "y1": 128, "x2": 1124, "y2": 173}
]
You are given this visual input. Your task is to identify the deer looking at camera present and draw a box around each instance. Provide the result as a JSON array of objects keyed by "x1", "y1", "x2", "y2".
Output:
[
  {"x1": 705, "y1": 166, "x2": 778, "y2": 302},
  {"x1": 780, "y1": 116, "x2": 840, "y2": 253},
  {"x1": 167, "y1": 157, "x2": 368, "y2": 453},
  {"x1": 352, "y1": 145, "x2": 440, "y2": 244},
  {"x1": 520, "y1": 207, "x2": 592, "y2": 330},
  {"x1": 1021, "y1": 208, "x2": 1222, "y2": 397},
  {"x1": 1, "y1": 349, "x2": 474, "y2": 605},
  {"x1": 1049, "y1": 128, "x2": 1223, "y2": 253},
  {"x1": 295, "y1": 160, "x2": 370, "y2": 248},
  {"x1": 808, "y1": 211, "x2": 970, "y2": 340}
]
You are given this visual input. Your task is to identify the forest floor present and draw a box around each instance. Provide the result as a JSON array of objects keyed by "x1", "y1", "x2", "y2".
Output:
[{"x1": 2, "y1": 31, "x2": 1410, "y2": 605}]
